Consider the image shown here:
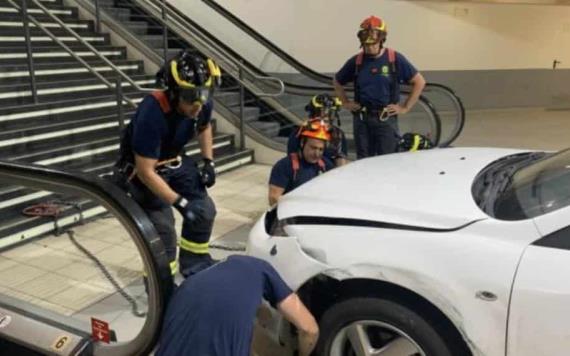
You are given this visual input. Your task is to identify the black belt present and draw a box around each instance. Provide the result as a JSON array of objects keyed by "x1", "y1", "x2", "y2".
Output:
[{"x1": 361, "y1": 107, "x2": 391, "y2": 122}]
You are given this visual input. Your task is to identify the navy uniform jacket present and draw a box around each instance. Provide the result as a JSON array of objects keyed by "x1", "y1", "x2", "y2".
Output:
[
  {"x1": 269, "y1": 154, "x2": 334, "y2": 194},
  {"x1": 155, "y1": 256, "x2": 292, "y2": 356},
  {"x1": 335, "y1": 50, "x2": 418, "y2": 109},
  {"x1": 126, "y1": 94, "x2": 213, "y2": 161}
]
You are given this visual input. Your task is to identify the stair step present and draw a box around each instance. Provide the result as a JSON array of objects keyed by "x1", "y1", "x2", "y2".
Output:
[
  {"x1": 0, "y1": 6, "x2": 77, "y2": 18},
  {"x1": 99, "y1": 6, "x2": 131, "y2": 22},
  {"x1": 228, "y1": 106, "x2": 261, "y2": 123},
  {"x1": 0, "y1": 19, "x2": 91, "y2": 31},
  {"x1": 0, "y1": 33, "x2": 109, "y2": 47},
  {"x1": 139, "y1": 35, "x2": 163, "y2": 48},
  {"x1": 122, "y1": 20, "x2": 148, "y2": 35},
  {"x1": 250, "y1": 121, "x2": 280, "y2": 138},
  {"x1": 0, "y1": 94, "x2": 143, "y2": 130},
  {"x1": 0, "y1": 146, "x2": 253, "y2": 249},
  {"x1": 0, "y1": 59, "x2": 144, "y2": 83},
  {"x1": 0, "y1": 0, "x2": 67, "y2": 8},
  {"x1": 0, "y1": 74, "x2": 155, "y2": 106},
  {"x1": 0, "y1": 139, "x2": 246, "y2": 213},
  {"x1": 0, "y1": 45, "x2": 126, "y2": 64},
  {"x1": 0, "y1": 0, "x2": 260, "y2": 253},
  {"x1": 0, "y1": 11, "x2": 77, "y2": 23}
]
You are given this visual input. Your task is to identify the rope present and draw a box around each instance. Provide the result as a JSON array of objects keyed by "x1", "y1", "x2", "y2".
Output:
[{"x1": 65, "y1": 230, "x2": 147, "y2": 318}]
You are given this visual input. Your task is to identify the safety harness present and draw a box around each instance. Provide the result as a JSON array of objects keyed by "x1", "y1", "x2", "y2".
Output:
[
  {"x1": 354, "y1": 47, "x2": 399, "y2": 107},
  {"x1": 151, "y1": 90, "x2": 171, "y2": 113},
  {"x1": 116, "y1": 91, "x2": 185, "y2": 182},
  {"x1": 289, "y1": 152, "x2": 325, "y2": 181}
]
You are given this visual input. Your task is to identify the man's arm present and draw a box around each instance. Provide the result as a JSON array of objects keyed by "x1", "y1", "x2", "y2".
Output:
[
  {"x1": 278, "y1": 293, "x2": 319, "y2": 356},
  {"x1": 135, "y1": 154, "x2": 179, "y2": 204},
  {"x1": 268, "y1": 184, "x2": 285, "y2": 206},
  {"x1": 197, "y1": 122, "x2": 214, "y2": 160},
  {"x1": 333, "y1": 78, "x2": 361, "y2": 112},
  {"x1": 386, "y1": 72, "x2": 426, "y2": 116}
]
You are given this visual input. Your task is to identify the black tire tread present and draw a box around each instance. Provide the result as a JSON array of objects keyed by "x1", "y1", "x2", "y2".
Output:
[{"x1": 314, "y1": 297, "x2": 453, "y2": 356}]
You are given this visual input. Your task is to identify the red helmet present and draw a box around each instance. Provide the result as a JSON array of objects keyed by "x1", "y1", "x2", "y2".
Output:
[
  {"x1": 360, "y1": 15, "x2": 387, "y2": 32},
  {"x1": 299, "y1": 119, "x2": 331, "y2": 142},
  {"x1": 358, "y1": 16, "x2": 387, "y2": 45}
]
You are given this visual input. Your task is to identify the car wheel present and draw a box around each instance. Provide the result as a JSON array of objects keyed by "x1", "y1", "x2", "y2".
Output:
[{"x1": 314, "y1": 297, "x2": 453, "y2": 356}]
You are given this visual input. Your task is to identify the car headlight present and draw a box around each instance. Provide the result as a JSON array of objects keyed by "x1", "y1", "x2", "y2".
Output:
[{"x1": 264, "y1": 206, "x2": 289, "y2": 237}]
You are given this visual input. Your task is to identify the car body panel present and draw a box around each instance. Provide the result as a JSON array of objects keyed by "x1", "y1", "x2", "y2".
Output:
[
  {"x1": 247, "y1": 147, "x2": 570, "y2": 356},
  {"x1": 278, "y1": 147, "x2": 525, "y2": 229},
  {"x1": 248, "y1": 211, "x2": 541, "y2": 356},
  {"x1": 507, "y1": 206, "x2": 570, "y2": 356}
]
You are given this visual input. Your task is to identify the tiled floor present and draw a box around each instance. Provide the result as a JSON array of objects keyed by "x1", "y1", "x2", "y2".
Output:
[{"x1": 0, "y1": 107, "x2": 568, "y2": 347}]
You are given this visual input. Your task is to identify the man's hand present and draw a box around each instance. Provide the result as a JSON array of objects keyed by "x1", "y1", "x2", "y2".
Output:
[
  {"x1": 200, "y1": 158, "x2": 216, "y2": 188},
  {"x1": 173, "y1": 196, "x2": 198, "y2": 223},
  {"x1": 385, "y1": 103, "x2": 409, "y2": 117},
  {"x1": 342, "y1": 100, "x2": 361, "y2": 112}
]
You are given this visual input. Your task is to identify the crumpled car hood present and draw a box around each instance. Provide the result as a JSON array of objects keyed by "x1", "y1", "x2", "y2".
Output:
[{"x1": 277, "y1": 147, "x2": 526, "y2": 229}]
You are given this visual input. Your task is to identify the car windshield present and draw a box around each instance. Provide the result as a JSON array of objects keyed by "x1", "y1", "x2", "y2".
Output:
[{"x1": 478, "y1": 149, "x2": 570, "y2": 220}]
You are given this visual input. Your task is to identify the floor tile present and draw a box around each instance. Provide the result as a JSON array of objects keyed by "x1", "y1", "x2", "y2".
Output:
[{"x1": 0, "y1": 264, "x2": 47, "y2": 288}]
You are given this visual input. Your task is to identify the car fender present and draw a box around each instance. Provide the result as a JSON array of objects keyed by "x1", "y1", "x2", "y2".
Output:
[{"x1": 321, "y1": 263, "x2": 485, "y2": 356}]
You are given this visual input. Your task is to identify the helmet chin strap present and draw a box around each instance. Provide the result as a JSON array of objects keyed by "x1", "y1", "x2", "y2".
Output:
[{"x1": 362, "y1": 42, "x2": 382, "y2": 56}]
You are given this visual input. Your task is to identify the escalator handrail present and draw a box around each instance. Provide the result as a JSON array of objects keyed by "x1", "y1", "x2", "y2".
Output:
[
  {"x1": 201, "y1": 0, "x2": 332, "y2": 83},
  {"x1": 132, "y1": 0, "x2": 285, "y2": 98},
  {"x1": 86, "y1": 0, "x2": 443, "y2": 145},
  {"x1": 422, "y1": 83, "x2": 466, "y2": 147},
  {"x1": 134, "y1": 0, "x2": 443, "y2": 144},
  {"x1": 0, "y1": 161, "x2": 173, "y2": 355},
  {"x1": 201, "y1": 0, "x2": 466, "y2": 143}
]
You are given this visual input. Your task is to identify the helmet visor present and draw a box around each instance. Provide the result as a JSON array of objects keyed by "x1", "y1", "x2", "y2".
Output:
[
  {"x1": 357, "y1": 29, "x2": 382, "y2": 44},
  {"x1": 179, "y1": 86, "x2": 211, "y2": 104}
]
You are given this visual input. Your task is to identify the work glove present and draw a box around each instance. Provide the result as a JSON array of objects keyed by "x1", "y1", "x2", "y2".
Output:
[
  {"x1": 173, "y1": 196, "x2": 198, "y2": 223},
  {"x1": 200, "y1": 158, "x2": 216, "y2": 188},
  {"x1": 173, "y1": 196, "x2": 216, "y2": 225},
  {"x1": 399, "y1": 133, "x2": 433, "y2": 152}
]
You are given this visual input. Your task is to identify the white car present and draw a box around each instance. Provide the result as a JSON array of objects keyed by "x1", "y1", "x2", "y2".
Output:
[{"x1": 247, "y1": 147, "x2": 570, "y2": 356}]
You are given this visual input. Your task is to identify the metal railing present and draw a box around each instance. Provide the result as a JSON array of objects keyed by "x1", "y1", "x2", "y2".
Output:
[
  {"x1": 134, "y1": 0, "x2": 285, "y2": 98},
  {"x1": 130, "y1": 0, "x2": 444, "y2": 146},
  {"x1": 11, "y1": 0, "x2": 159, "y2": 129},
  {"x1": 74, "y1": 0, "x2": 286, "y2": 149},
  {"x1": 201, "y1": 0, "x2": 466, "y2": 147}
]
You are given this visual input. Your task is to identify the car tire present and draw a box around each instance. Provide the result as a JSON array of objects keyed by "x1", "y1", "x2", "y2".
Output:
[{"x1": 314, "y1": 297, "x2": 453, "y2": 356}]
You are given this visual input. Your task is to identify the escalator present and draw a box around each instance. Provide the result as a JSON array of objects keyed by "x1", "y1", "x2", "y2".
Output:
[
  {"x1": 200, "y1": 0, "x2": 465, "y2": 148},
  {"x1": 0, "y1": 161, "x2": 173, "y2": 355},
  {"x1": 71, "y1": 0, "x2": 465, "y2": 152}
]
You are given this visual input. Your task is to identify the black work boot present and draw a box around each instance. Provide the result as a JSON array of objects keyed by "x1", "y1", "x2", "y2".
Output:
[{"x1": 180, "y1": 251, "x2": 218, "y2": 278}]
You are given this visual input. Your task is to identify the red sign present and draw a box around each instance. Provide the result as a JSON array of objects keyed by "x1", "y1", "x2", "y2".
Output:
[{"x1": 91, "y1": 317, "x2": 110, "y2": 344}]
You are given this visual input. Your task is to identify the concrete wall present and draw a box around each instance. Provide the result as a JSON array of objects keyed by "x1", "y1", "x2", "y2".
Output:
[{"x1": 168, "y1": 0, "x2": 570, "y2": 109}]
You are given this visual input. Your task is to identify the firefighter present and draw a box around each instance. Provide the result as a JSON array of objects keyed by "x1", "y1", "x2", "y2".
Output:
[
  {"x1": 114, "y1": 50, "x2": 222, "y2": 278},
  {"x1": 333, "y1": 15, "x2": 426, "y2": 158},
  {"x1": 287, "y1": 94, "x2": 348, "y2": 166},
  {"x1": 155, "y1": 255, "x2": 319, "y2": 356},
  {"x1": 269, "y1": 119, "x2": 334, "y2": 205}
]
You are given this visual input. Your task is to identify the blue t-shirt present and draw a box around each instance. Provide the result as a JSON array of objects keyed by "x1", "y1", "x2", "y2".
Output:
[
  {"x1": 129, "y1": 94, "x2": 213, "y2": 160},
  {"x1": 287, "y1": 127, "x2": 348, "y2": 161},
  {"x1": 269, "y1": 154, "x2": 333, "y2": 194},
  {"x1": 156, "y1": 256, "x2": 292, "y2": 356},
  {"x1": 335, "y1": 50, "x2": 418, "y2": 108}
]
